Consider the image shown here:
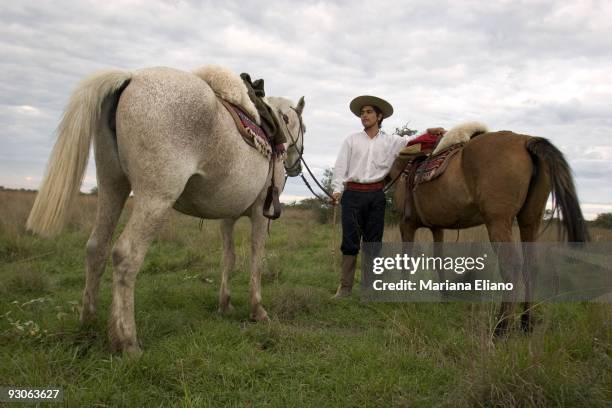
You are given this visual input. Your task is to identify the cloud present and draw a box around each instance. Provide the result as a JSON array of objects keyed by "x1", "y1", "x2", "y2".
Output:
[{"x1": 1, "y1": 0, "x2": 611, "y2": 217}]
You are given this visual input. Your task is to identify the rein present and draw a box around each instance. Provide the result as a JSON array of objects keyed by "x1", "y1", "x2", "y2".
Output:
[
  {"x1": 384, "y1": 159, "x2": 412, "y2": 193},
  {"x1": 279, "y1": 108, "x2": 335, "y2": 203},
  {"x1": 300, "y1": 173, "x2": 331, "y2": 202},
  {"x1": 281, "y1": 109, "x2": 335, "y2": 202}
]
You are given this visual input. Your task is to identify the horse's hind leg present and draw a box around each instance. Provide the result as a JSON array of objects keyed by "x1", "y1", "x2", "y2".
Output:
[
  {"x1": 109, "y1": 194, "x2": 177, "y2": 357},
  {"x1": 219, "y1": 218, "x2": 237, "y2": 314},
  {"x1": 486, "y1": 218, "x2": 521, "y2": 336},
  {"x1": 516, "y1": 159, "x2": 549, "y2": 332},
  {"x1": 517, "y1": 221, "x2": 540, "y2": 332},
  {"x1": 81, "y1": 120, "x2": 131, "y2": 326},
  {"x1": 81, "y1": 179, "x2": 130, "y2": 325},
  {"x1": 517, "y1": 198, "x2": 547, "y2": 332}
]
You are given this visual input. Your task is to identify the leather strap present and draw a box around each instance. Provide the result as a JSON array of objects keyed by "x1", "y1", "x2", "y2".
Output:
[{"x1": 263, "y1": 156, "x2": 282, "y2": 220}]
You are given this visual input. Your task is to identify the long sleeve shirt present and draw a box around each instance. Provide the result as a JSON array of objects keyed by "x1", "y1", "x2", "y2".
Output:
[{"x1": 332, "y1": 130, "x2": 413, "y2": 194}]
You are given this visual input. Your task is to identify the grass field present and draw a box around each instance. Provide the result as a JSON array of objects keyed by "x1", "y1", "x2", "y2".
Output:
[{"x1": 1, "y1": 190, "x2": 611, "y2": 407}]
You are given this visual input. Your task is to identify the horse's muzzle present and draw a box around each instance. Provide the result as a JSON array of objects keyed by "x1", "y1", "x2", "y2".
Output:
[{"x1": 286, "y1": 164, "x2": 302, "y2": 177}]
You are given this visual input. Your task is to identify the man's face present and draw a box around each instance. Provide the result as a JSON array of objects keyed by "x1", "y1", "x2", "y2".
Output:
[{"x1": 360, "y1": 105, "x2": 382, "y2": 129}]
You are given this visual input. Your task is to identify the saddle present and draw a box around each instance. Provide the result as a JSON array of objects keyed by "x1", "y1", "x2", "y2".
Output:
[
  {"x1": 219, "y1": 94, "x2": 286, "y2": 221},
  {"x1": 401, "y1": 143, "x2": 465, "y2": 220},
  {"x1": 240, "y1": 73, "x2": 287, "y2": 149},
  {"x1": 194, "y1": 66, "x2": 286, "y2": 158},
  {"x1": 414, "y1": 142, "x2": 464, "y2": 185},
  {"x1": 219, "y1": 99, "x2": 273, "y2": 159},
  {"x1": 194, "y1": 66, "x2": 284, "y2": 220}
]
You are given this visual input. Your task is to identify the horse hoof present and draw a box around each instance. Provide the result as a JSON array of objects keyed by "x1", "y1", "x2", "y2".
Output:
[
  {"x1": 123, "y1": 344, "x2": 143, "y2": 359},
  {"x1": 110, "y1": 338, "x2": 142, "y2": 359},
  {"x1": 218, "y1": 302, "x2": 234, "y2": 314},
  {"x1": 520, "y1": 315, "x2": 534, "y2": 333},
  {"x1": 250, "y1": 308, "x2": 269, "y2": 322},
  {"x1": 493, "y1": 323, "x2": 510, "y2": 338},
  {"x1": 79, "y1": 310, "x2": 97, "y2": 327},
  {"x1": 109, "y1": 332, "x2": 142, "y2": 357}
]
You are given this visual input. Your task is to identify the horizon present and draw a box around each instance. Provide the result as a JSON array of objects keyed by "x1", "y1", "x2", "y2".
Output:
[{"x1": 2, "y1": 185, "x2": 610, "y2": 221}]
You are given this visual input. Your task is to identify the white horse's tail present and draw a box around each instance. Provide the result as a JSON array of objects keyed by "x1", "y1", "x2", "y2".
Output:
[{"x1": 26, "y1": 70, "x2": 132, "y2": 237}]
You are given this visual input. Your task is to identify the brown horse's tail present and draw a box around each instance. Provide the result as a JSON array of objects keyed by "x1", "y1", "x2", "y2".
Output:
[{"x1": 525, "y1": 137, "x2": 588, "y2": 242}]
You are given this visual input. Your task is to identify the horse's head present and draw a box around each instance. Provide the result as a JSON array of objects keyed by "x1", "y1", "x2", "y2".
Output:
[{"x1": 266, "y1": 96, "x2": 305, "y2": 177}]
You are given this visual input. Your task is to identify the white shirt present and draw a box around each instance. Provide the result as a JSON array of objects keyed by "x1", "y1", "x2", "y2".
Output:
[{"x1": 332, "y1": 130, "x2": 413, "y2": 194}]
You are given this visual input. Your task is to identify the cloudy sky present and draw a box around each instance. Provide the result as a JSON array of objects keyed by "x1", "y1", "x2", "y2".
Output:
[{"x1": 2, "y1": 0, "x2": 611, "y2": 219}]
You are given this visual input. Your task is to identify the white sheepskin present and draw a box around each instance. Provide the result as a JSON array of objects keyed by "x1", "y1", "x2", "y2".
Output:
[
  {"x1": 193, "y1": 65, "x2": 260, "y2": 124},
  {"x1": 432, "y1": 121, "x2": 489, "y2": 154}
]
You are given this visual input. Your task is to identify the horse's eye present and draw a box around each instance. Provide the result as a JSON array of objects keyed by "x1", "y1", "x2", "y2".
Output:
[{"x1": 282, "y1": 113, "x2": 289, "y2": 124}]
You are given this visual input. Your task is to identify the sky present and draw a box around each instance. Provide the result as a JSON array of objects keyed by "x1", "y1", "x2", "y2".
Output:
[{"x1": 1, "y1": 0, "x2": 611, "y2": 219}]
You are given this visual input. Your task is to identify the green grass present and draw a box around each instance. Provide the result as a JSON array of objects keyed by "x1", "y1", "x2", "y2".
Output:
[{"x1": 0, "y1": 193, "x2": 610, "y2": 407}]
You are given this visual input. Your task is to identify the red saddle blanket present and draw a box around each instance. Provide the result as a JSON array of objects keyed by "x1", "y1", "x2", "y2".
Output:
[
  {"x1": 413, "y1": 143, "x2": 464, "y2": 185},
  {"x1": 219, "y1": 98, "x2": 272, "y2": 157},
  {"x1": 407, "y1": 131, "x2": 442, "y2": 152}
]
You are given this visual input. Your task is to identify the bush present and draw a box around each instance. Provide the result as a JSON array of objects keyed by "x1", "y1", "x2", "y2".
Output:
[{"x1": 591, "y1": 212, "x2": 612, "y2": 229}]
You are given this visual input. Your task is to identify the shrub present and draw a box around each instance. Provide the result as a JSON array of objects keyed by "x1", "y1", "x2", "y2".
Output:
[{"x1": 591, "y1": 212, "x2": 612, "y2": 229}]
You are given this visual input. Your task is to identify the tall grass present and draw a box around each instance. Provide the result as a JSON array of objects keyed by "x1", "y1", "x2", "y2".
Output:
[{"x1": 0, "y1": 190, "x2": 610, "y2": 406}]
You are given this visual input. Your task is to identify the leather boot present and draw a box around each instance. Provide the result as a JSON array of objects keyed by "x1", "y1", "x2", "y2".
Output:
[{"x1": 333, "y1": 255, "x2": 357, "y2": 298}]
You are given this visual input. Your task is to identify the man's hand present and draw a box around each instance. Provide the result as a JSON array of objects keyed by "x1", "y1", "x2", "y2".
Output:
[
  {"x1": 426, "y1": 127, "x2": 446, "y2": 137},
  {"x1": 332, "y1": 192, "x2": 341, "y2": 205}
]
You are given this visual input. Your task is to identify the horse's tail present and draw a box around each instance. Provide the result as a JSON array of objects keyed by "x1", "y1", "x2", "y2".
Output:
[
  {"x1": 26, "y1": 70, "x2": 132, "y2": 237},
  {"x1": 525, "y1": 137, "x2": 588, "y2": 242}
]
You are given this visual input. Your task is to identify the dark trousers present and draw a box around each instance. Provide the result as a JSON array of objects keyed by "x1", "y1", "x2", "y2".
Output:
[{"x1": 340, "y1": 189, "x2": 386, "y2": 256}]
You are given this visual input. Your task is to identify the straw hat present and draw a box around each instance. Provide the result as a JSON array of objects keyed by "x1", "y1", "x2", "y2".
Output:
[{"x1": 349, "y1": 95, "x2": 393, "y2": 118}]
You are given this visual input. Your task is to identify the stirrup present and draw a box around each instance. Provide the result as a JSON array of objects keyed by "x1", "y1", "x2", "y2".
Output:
[{"x1": 263, "y1": 185, "x2": 281, "y2": 219}]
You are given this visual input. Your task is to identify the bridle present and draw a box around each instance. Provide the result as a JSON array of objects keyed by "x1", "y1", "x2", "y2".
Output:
[
  {"x1": 278, "y1": 105, "x2": 334, "y2": 202},
  {"x1": 279, "y1": 107, "x2": 304, "y2": 177}
]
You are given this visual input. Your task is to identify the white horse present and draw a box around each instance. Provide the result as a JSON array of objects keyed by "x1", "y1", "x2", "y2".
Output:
[{"x1": 26, "y1": 66, "x2": 305, "y2": 357}]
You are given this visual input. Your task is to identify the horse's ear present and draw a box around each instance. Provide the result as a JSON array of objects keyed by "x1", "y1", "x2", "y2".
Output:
[{"x1": 295, "y1": 96, "x2": 305, "y2": 115}]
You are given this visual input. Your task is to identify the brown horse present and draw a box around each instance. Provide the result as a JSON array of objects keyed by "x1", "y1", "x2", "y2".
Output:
[{"x1": 389, "y1": 129, "x2": 588, "y2": 335}]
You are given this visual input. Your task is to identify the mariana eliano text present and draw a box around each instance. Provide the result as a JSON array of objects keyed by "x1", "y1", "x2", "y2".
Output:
[{"x1": 372, "y1": 279, "x2": 514, "y2": 291}]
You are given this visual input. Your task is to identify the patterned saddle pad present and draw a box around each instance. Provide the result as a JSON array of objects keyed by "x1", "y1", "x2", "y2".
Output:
[
  {"x1": 413, "y1": 143, "x2": 464, "y2": 186},
  {"x1": 219, "y1": 98, "x2": 272, "y2": 159}
]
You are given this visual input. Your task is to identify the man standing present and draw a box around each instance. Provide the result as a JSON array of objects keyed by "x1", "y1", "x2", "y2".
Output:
[{"x1": 331, "y1": 95, "x2": 412, "y2": 298}]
